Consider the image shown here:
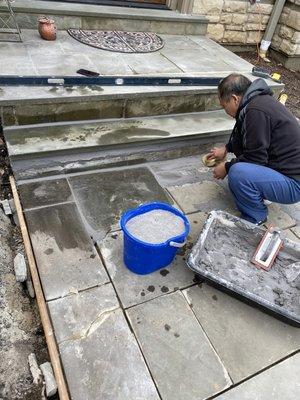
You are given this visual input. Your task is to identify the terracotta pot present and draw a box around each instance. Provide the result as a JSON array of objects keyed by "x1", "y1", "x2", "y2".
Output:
[{"x1": 38, "y1": 16, "x2": 56, "y2": 41}]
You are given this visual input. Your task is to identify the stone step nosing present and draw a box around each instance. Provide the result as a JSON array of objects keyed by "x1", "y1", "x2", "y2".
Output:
[
  {"x1": 11, "y1": 132, "x2": 230, "y2": 181},
  {"x1": 7, "y1": 129, "x2": 231, "y2": 161},
  {"x1": 0, "y1": 79, "x2": 284, "y2": 107},
  {"x1": 0, "y1": 87, "x2": 219, "y2": 107},
  {"x1": 4, "y1": 110, "x2": 227, "y2": 132},
  {"x1": 1, "y1": 0, "x2": 208, "y2": 23}
]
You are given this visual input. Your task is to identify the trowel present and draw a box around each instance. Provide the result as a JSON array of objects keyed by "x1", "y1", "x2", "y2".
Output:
[{"x1": 251, "y1": 225, "x2": 283, "y2": 271}]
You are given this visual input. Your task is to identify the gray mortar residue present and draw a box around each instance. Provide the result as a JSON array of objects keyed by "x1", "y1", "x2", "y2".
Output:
[{"x1": 188, "y1": 211, "x2": 300, "y2": 322}]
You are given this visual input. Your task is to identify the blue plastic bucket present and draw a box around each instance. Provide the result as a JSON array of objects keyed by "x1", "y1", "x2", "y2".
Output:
[{"x1": 120, "y1": 202, "x2": 190, "y2": 275}]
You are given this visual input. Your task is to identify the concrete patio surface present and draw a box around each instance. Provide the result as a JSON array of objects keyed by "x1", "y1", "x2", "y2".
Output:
[{"x1": 17, "y1": 151, "x2": 300, "y2": 400}]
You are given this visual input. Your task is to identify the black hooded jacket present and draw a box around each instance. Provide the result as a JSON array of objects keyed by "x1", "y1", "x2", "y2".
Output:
[{"x1": 225, "y1": 79, "x2": 300, "y2": 181}]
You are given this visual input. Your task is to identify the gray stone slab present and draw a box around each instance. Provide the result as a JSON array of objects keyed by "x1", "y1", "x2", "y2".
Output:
[
  {"x1": 265, "y1": 203, "x2": 296, "y2": 229},
  {"x1": 97, "y1": 230, "x2": 196, "y2": 308},
  {"x1": 215, "y1": 353, "x2": 300, "y2": 400},
  {"x1": 149, "y1": 154, "x2": 212, "y2": 188},
  {"x1": 291, "y1": 225, "x2": 300, "y2": 238},
  {"x1": 284, "y1": 228, "x2": 300, "y2": 243},
  {"x1": 160, "y1": 35, "x2": 249, "y2": 74},
  {"x1": 6, "y1": 111, "x2": 233, "y2": 157},
  {"x1": 183, "y1": 284, "x2": 300, "y2": 383},
  {"x1": 167, "y1": 180, "x2": 237, "y2": 214},
  {"x1": 48, "y1": 283, "x2": 119, "y2": 344},
  {"x1": 125, "y1": 52, "x2": 182, "y2": 75},
  {"x1": 68, "y1": 167, "x2": 171, "y2": 241},
  {"x1": 280, "y1": 202, "x2": 300, "y2": 225},
  {"x1": 149, "y1": 143, "x2": 227, "y2": 188},
  {"x1": 25, "y1": 203, "x2": 109, "y2": 300},
  {"x1": 186, "y1": 211, "x2": 208, "y2": 245},
  {"x1": 30, "y1": 52, "x2": 95, "y2": 76},
  {"x1": 19, "y1": 178, "x2": 73, "y2": 210},
  {"x1": 126, "y1": 291, "x2": 231, "y2": 400},
  {"x1": 188, "y1": 36, "x2": 253, "y2": 71},
  {"x1": 49, "y1": 285, "x2": 159, "y2": 400}
]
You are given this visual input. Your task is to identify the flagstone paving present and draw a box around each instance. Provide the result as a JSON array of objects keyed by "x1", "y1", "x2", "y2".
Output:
[
  {"x1": 19, "y1": 178, "x2": 73, "y2": 210},
  {"x1": 97, "y1": 222, "x2": 200, "y2": 308},
  {"x1": 67, "y1": 166, "x2": 172, "y2": 241},
  {"x1": 183, "y1": 284, "x2": 300, "y2": 383},
  {"x1": 126, "y1": 291, "x2": 232, "y2": 400},
  {"x1": 25, "y1": 202, "x2": 109, "y2": 301},
  {"x1": 264, "y1": 203, "x2": 296, "y2": 230},
  {"x1": 214, "y1": 353, "x2": 300, "y2": 400},
  {"x1": 17, "y1": 153, "x2": 300, "y2": 399},
  {"x1": 167, "y1": 180, "x2": 237, "y2": 214},
  {"x1": 48, "y1": 284, "x2": 160, "y2": 400}
]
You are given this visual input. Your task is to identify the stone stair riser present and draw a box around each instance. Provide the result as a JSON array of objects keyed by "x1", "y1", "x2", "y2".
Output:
[
  {"x1": 4, "y1": 13, "x2": 207, "y2": 35},
  {"x1": 1, "y1": 93, "x2": 221, "y2": 126}
]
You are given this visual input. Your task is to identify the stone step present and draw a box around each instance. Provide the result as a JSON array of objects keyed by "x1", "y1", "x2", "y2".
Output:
[
  {"x1": 1, "y1": 84, "x2": 225, "y2": 126},
  {"x1": 3, "y1": 0, "x2": 207, "y2": 34},
  {"x1": 0, "y1": 30, "x2": 283, "y2": 126},
  {"x1": 5, "y1": 110, "x2": 234, "y2": 159},
  {"x1": 4, "y1": 110, "x2": 233, "y2": 180}
]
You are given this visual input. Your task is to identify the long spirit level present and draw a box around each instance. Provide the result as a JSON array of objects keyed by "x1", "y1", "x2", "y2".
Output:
[{"x1": 0, "y1": 75, "x2": 223, "y2": 87}]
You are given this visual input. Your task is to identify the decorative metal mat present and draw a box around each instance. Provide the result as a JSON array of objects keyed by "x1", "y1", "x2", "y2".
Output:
[{"x1": 67, "y1": 29, "x2": 164, "y2": 53}]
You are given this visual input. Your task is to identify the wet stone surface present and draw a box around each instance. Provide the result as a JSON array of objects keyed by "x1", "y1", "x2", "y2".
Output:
[
  {"x1": 19, "y1": 178, "x2": 73, "y2": 210},
  {"x1": 97, "y1": 230, "x2": 195, "y2": 308},
  {"x1": 68, "y1": 167, "x2": 171, "y2": 241},
  {"x1": 25, "y1": 203, "x2": 109, "y2": 301}
]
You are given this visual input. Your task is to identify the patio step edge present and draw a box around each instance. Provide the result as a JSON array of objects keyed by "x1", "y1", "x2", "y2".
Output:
[{"x1": 4, "y1": 110, "x2": 234, "y2": 160}]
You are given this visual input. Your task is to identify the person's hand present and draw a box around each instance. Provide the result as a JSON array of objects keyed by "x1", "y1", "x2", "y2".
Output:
[
  {"x1": 213, "y1": 162, "x2": 227, "y2": 180},
  {"x1": 207, "y1": 146, "x2": 227, "y2": 161}
]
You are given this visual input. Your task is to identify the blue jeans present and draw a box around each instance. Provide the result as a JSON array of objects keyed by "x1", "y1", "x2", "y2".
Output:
[{"x1": 228, "y1": 162, "x2": 300, "y2": 224}]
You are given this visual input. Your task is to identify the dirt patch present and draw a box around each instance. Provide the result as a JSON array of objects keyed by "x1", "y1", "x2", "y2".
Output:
[
  {"x1": 238, "y1": 51, "x2": 300, "y2": 119},
  {"x1": 0, "y1": 207, "x2": 51, "y2": 399},
  {"x1": 0, "y1": 125, "x2": 57, "y2": 399}
]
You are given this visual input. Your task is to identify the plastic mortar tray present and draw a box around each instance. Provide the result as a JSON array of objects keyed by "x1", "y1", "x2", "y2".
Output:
[{"x1": 187, "y1": 210, "x2": 300, "y2": 326}]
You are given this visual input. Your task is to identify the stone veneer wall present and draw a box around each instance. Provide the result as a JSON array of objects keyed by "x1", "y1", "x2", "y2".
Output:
[
  {"x1": 272, "y1": 0, "x2": 299, "y2": 60},
  {"x1": 193, "y1": 0, "x2": 300, "y2": 67}
]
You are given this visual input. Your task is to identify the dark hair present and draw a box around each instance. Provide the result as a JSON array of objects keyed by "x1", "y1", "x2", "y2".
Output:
[{"x1": 218, "y1": 74, "x2": 251, "y2": 102}]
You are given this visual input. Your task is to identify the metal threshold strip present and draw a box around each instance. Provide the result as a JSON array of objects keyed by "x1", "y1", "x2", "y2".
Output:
[{"x1": 0, "y1": 75, "x2": 223, "y2": 87}]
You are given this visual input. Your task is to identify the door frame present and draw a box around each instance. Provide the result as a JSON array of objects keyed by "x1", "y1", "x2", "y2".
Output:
[{"x1": 167, "y1": 0, "x2": 194, "y2": 14}]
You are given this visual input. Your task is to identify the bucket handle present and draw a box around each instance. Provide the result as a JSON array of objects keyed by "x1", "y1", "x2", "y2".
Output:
[{"x1": 169, "y1": 240, "x2": 186, "y2": 248}]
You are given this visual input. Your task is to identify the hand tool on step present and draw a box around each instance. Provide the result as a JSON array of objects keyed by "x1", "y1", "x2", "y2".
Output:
[
  {"x1": 251, "y1": 225, "x2": 283, "y2": 271},
  {"x1": 252, "y1": 66, "x2": 281, "y2": 83}
]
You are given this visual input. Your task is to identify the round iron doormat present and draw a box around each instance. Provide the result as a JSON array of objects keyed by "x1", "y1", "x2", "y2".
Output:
[{"x1": 67, "y1": 29, "x2": 164, "y2": 53}]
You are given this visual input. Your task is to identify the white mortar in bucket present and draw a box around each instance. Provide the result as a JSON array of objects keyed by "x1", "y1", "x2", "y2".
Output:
[{"x1": 125, "y1": 209, "x2": 185, "y2": 244}]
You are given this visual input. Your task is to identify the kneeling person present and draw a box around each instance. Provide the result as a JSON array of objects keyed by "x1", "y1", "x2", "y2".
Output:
[{"x1": 209, "y1": 73, "x2": 300, "y2": 224}]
